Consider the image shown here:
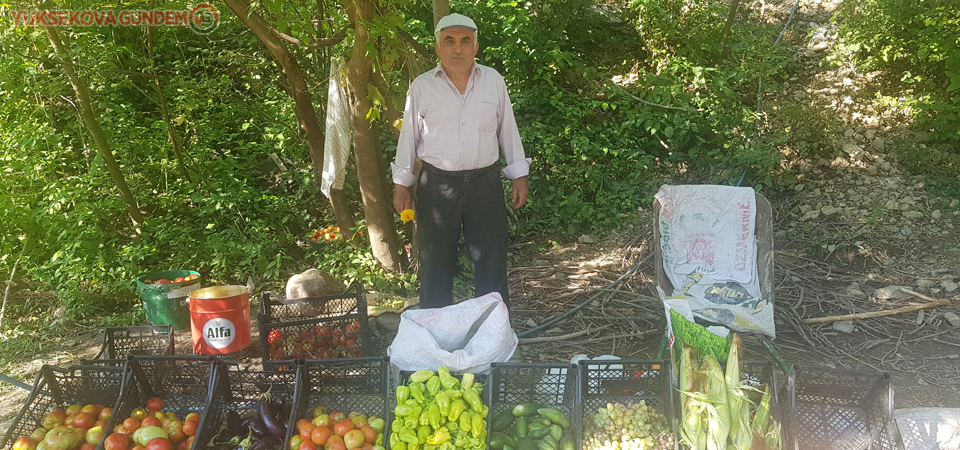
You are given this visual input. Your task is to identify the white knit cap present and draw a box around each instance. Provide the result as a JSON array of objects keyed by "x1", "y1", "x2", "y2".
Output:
[{"x1": 434, "y1": 13, "x2": 477, "y2": 40}]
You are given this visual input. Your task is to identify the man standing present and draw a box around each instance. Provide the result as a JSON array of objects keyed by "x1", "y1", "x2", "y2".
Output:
[{"x1": 392, "y1": 13, "x2": 530, "y2": 309}]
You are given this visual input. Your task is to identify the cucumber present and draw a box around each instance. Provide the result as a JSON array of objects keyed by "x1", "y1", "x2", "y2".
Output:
[
  {"x1": 531, "y1": 417, "x2": 552, "y2": 427},
  {"x1": 492, "y1": 409, "x2": 516, "y2": 432},
  {"x1": 536, "y1": 408, "x2": 570, "y2": 429},
  {"x1": 515, "y1": 416, "x2": 528, "y2": 438},
  {"x1": 490, "y1": 432, "x2": 517, "y2": 449},
  {"x1": 512, "y1": 403, "x2": 542, "y2": 417},
  {"x1": 559, "y1": 436, "x2": 575, "y2": 450},
  {"x1": 527, "y1": 423, "x2": 550, "y2": 439},
  {"x1": 518, "y1": 437, "x2": 537, "y2": 450},
  {"x1": 549, "y1": 424, "x2": 563, "y2": 442}
]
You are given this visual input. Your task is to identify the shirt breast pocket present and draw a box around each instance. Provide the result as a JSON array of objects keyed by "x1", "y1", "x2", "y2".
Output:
[{"x1": 476, "y1": 101, "x2": 498, "y2": 133}]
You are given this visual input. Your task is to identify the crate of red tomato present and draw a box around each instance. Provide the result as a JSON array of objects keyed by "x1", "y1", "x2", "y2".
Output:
[
  {"x1": 258, "y1": 284, "x2": 371, "y2": 365},
  {"x1": 106, "y1": 356, "x2": 218, "y2": 450},
  {"x1": 0, "y1": 362, "x2": 128, "y2": 450}
]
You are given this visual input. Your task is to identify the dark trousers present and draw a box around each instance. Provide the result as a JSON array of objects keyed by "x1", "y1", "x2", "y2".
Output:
[{"x1": 416, "y1": 163, "x2": 509, "y2": 309}]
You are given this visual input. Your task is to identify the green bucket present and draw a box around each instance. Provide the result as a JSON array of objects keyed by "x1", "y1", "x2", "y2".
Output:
[{"x1": 135, "y1": 270, "x2": 202, "y2": 330}]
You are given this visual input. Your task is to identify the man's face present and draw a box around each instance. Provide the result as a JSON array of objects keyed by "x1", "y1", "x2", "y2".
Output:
[{"x1": 435, "y1": 27, "x2": 478, "y2": 72}]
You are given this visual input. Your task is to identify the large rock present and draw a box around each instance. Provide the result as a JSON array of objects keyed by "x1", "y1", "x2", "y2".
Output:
[
  {"x1": 285, "y1": 269, "x2": 346, "y2": 299},
  {"x1": 873, "y1": 285, "x2": 913, "y2": 300}
]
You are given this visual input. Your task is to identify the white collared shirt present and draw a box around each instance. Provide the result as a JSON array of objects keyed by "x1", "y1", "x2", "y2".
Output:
[{"x1": 391, "y1": 63, "x2": 531, "y2": 187}]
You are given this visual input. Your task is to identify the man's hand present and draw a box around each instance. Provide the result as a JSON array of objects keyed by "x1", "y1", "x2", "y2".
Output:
[
  {"x1": 511, "y1": 176, "x2": 528, "y2": 209},
  {"x1": 394, "y1": 184, "x2": 413, "y2": 214}
]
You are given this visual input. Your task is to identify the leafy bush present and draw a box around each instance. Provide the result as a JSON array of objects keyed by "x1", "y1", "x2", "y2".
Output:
[{"x1": 834, "y1": 0, "x2": 960, "y2": 143}]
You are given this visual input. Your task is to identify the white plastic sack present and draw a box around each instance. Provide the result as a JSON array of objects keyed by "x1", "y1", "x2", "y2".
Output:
[
  {"x1": 387, "y1": 293, "x2": 517, "y2": 374},
  {"x1": 655, "y1": 184, "x2": 775, "y2": 338}
]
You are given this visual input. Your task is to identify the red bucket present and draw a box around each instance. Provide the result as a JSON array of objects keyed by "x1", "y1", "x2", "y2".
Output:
[{"x1": 188, "y1": 285, "x2": 251, "y2": 355}]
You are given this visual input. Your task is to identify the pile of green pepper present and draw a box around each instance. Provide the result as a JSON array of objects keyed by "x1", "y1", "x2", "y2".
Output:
[
  {"x1": 489, "y1": 404, "x2": 574, "y2": 450},
  {"x1": 391, "y1": 367, "x2": 488, "y2": 450}
]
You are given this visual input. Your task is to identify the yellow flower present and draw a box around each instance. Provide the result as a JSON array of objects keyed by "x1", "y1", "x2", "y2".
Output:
[{"x1": 400, "y1": 208, "x2": 415, "y2": 222}]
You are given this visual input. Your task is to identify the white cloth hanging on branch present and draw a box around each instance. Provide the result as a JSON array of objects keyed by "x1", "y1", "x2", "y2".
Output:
[{"x1": 321, "y1": 56, "x2": 352, "y2": 196}]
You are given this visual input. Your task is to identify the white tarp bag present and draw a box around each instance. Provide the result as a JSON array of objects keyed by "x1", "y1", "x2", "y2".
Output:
[
  {"x1": 656, "y1": 184, "x2": 775, "y2": 338},
  {"x1": 387, "y1": 293, "x2": 517, "y2": 374}
]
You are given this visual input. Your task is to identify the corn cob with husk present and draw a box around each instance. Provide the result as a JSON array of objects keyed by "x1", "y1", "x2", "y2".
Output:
[
  {"x1": 725, "y1": 334, "x2": 753, "y2": 450},
  {"x1": 677, "y1": 333, "x2": 782, "y2": 450},
  {"x1": 699, "y1": 354, "x2": 729, "y2": 450},
  {"x1": 678, "y1": 345, "x2": 706, "y2": 450}
]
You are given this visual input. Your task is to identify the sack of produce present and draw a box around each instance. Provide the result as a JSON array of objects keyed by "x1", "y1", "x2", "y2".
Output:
[{"x1": 387, "y1": 293, "x2": 516, "y2": 374}]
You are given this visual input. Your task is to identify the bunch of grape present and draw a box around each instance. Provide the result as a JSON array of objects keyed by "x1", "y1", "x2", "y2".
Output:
[{"x1": 583, "y1": 401, "x2": 675, "y2": 450}]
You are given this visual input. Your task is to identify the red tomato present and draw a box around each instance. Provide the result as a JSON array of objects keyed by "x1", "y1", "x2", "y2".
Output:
[
  {"x1": 154, "y1": 279, "x2": 171, "y2": 284},
  {"x1": 326, "y1": 435, "x2": 344, "y2": 450},
  {"x1": 146, "y1": 398, "x2": 164, "y2": 413},
  {"x1": 145, "y1": 437, "x2": 172, "y2": 450},
  {"x1": 103, "y1": 433, "x2": 130, "y2": 450},
  {"x1": 297, "y1": 441, "x2": 317, "y2": 450},
  {"x1": 174, "y1": 277, "x2": 185, "y2": 283},
  {"x1": 310, "y1": 427, "x2": 331, "y2": 446},
  {"x1": 332, "y1": 420, "x2": 353, "y2": 437},
  {"x1": 122, "y1": 418, "x2": 140, "y2": 433},
  {"x1": 359, "y1": 426, "x2": 377, "y2": 444},
  {"x1": 140, "y1": 417, "x2": 161, "y2": 429},
  {"x1": 74, "y1": 413, "x2": 95, "y2": 429},
  {"x1": 299, "y1": 424, "x2": 315, "y2": 441},
  {"x1": 181, "y1": 421, "x2": 197, "y2": 437}
]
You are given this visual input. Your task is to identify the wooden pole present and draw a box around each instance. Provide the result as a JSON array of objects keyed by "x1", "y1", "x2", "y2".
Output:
[{"x1": 803, "y1": 297, "x2": 950, "y2": 324}]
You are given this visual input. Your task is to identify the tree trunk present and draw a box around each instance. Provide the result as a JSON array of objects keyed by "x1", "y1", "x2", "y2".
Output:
[
  {"x1": 223, "y1": 0, "x2": 357, "y2": 234},
  {"x1": 42, "y1": 26, "x2": 144, "y2": 224},
  {"x1": 719, "y1": 0, "x2": 742, "y2": 56},
  {"x1": 344, "y1": 0, "x2": 404, "y2": 273},
  {"x1": 432, "y1": 0, "x2": 450, "y2": 28},
  {"x1": 145, "y1": 19, "x2": 191, "y2": 182}
]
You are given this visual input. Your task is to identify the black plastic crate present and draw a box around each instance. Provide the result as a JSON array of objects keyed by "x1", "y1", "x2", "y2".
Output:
[
  {"x1": 260, "y1": 283, "x2": 366, "y2": 322},
  {"x1": 579, "y1": 359, "x2": 676, "y2": 449},
  {"x1": 489, "y1": 363, "x2": 580, "y2": 449},
  {"x1": 259, "y1": 314, "x2": 370, "y2": 365},
  {"x1": 198, "y1": 361, "x2": 298, "y2": 450},
  {"x1": 785, "y1": 366, "x2": 904, "y2": 450},
  {"x1": 0, "y1": 362, "x2": 129, "y2": 450},
  {"x1": 286, "y1": 357, "x2": 391, "y2": 449},
  {"x1": 95, "y1": 325, "x2": 175, "y2": 359},
  {"x1": 114, "y1": 356, "x2": 217, "y2": 450}
]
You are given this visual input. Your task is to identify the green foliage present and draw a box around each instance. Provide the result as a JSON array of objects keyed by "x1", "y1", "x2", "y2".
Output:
[
  {"x1": 897, "y1": 142, "x2": 960, "y2": 200},
  {"x1": 834, "y1": 0, "x2": 960, "y2": 143},
  {"x1": 449, "y1": 0, "x2": 791, "y2": 235}
]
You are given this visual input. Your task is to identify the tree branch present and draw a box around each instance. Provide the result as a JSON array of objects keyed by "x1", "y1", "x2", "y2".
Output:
[
  {"x1": 277, "y1": 27, "x2": 348, "y2": 49},
  {"x1": 606, "y1": 82, "x2": 702, "y2": 112},
  {"x1": 398, "y1": 29, "x2": 434, "y2": 61}
]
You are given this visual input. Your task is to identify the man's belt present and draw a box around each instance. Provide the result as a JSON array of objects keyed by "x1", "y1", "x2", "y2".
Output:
[{"x1": 421, "y1": 162, "x2": 499, "y2": 182}]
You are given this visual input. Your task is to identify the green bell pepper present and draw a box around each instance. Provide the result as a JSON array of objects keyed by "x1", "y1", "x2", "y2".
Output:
[
  {"x1": 426, "y1": 375, "x2": 441, "y2": 397},
  {"x1": 462, "y1": 387, "x2": 483, "y2": 413},
  {"x1": 448, "y1": 399, "x2": 466, "y2": 422},
  {"x1": 438, "y1": 366, "x2": 459, "y2": 390},
  {"x1": 428, "y1": 403, "x2": 442, "y2": 430},
  {"x1": 435, "y1": 391, "x2": 451, "y2": 416},
  {"x1": 397, "y1": 385, "x2": 411, "y2": 404},
  {"x1": 426, "y1": 427, "x2": 451, "y2": 445}
]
